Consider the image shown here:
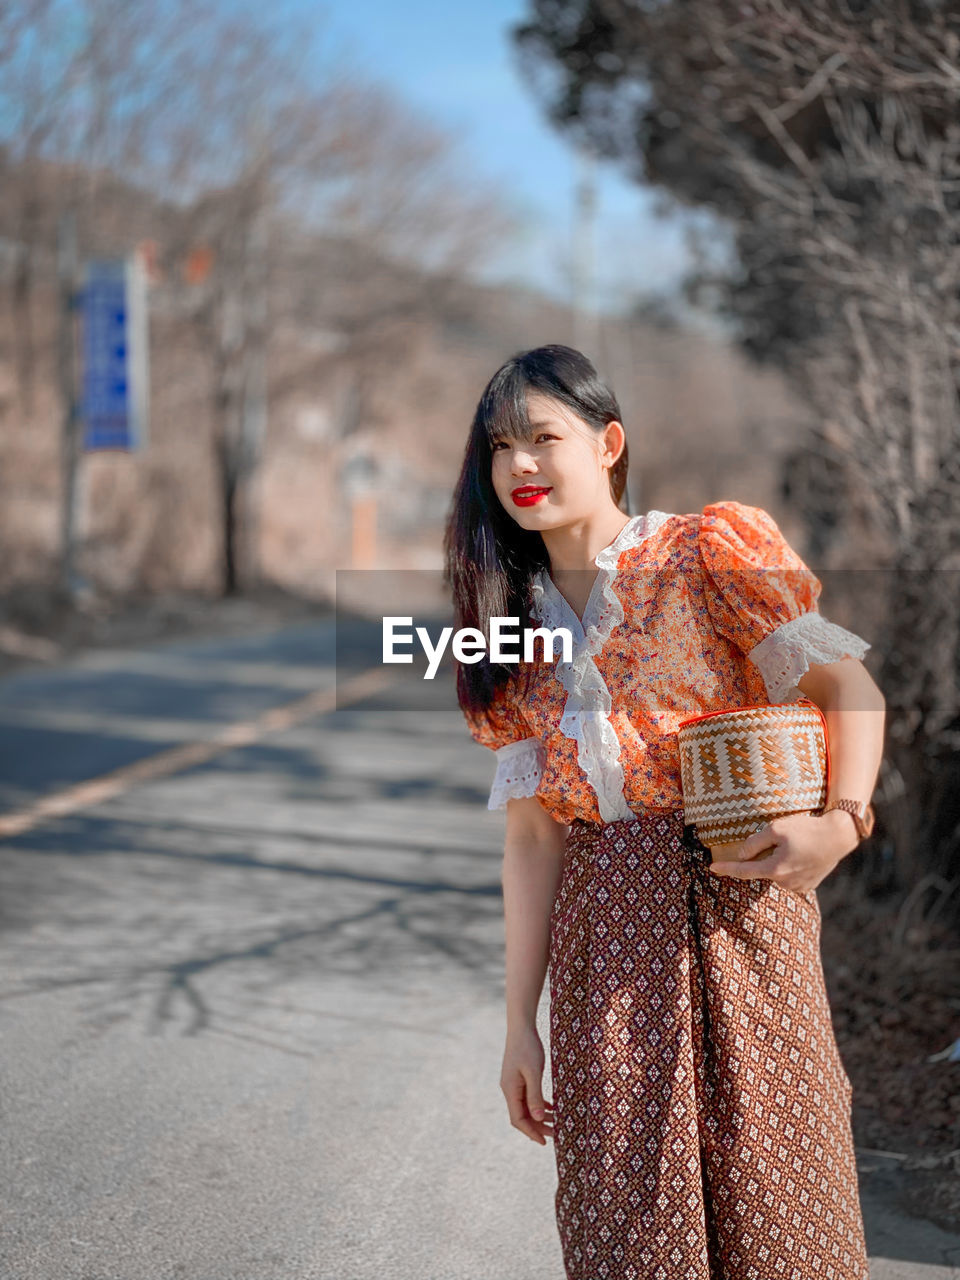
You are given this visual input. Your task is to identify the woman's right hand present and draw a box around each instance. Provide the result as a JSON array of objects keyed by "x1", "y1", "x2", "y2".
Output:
[{"x1": 501, "y1": 1024, "x2": 555, "y2": 1145}]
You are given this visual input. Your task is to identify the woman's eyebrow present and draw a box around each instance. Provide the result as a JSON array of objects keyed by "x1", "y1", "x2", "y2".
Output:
[{"x1": 491, "y1": 421, "x2": 559, "y2": 440}]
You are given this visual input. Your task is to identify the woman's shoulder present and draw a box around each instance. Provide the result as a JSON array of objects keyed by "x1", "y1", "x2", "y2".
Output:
[
  {"x1": 696, "y1": 499, "x2": 809, "y2": 569},
  {"x1": 615, "y1": 507, "x2": 697, "y2": 568},
  {"x1": 611, "y1": 510, "x2": 696, "y2": 611},
  {"x1": 615, "y1": 508, "x2": 683, "y2": 555},
  {"x1": 620, "y1": 501, "x2": 777, "y2": 560},
  {"x1": 614, "y1": 500, "x2": 782, "y2": 600}
]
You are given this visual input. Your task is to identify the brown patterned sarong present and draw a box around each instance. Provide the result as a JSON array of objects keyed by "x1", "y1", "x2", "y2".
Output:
[{"x1": 547, "y1": 809, "x2": 869, "y2": 1280}]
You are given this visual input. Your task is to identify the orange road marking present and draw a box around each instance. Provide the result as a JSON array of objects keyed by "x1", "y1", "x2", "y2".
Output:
[{"x1": 0, "y1": 666, "x2": 395, "y2": 840}]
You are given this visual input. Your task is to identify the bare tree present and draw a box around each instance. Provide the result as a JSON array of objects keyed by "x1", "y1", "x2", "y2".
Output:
[
  {"x1": 0, "y1": 0, "x2": 514, "y2": 596},
  {"x1": 0, "y1": 0, "x2": 84, "y2": 408},
  {"x1": 159, "y1": 20, "x2": 513, "y2": 593},
  {"x1": 515, "y1": 0, "x2": 960, "y2": 895}
]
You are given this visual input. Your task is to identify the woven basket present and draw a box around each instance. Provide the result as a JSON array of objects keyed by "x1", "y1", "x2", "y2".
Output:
[{"x1": 676, "y1": 699, "x2": 830, "y2": 849}]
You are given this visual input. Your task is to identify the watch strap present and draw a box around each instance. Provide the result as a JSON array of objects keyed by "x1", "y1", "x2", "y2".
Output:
[{"x1": 821, "y1": 798, "x2": 874, "y2": 840}]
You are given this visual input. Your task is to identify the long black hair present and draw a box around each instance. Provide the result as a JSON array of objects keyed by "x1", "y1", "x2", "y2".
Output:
[{"x1": 443, "y1": 344, "x2": 630, "y2": 717}]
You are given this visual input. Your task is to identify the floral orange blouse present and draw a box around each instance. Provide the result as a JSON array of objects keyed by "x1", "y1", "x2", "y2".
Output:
[{"x1": 461, "y1": 500, "x2": 871, "y2": 826}]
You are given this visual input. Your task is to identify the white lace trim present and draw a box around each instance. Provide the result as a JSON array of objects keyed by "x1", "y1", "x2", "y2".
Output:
[
  {"x1": 488, "y1": 736, "x2": 546, "y2": 811},
  {"x1": 748, "y1": 610, "x2": 872, "y2": 704},
  {"x1": 529, "y1": 511, "x2": 674, "y2": 822}
]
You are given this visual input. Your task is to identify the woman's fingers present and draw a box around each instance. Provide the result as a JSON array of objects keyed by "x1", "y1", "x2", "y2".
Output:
[
  {"x1": 500, "y1": 1030, "x2": 555, "y2": 1144},
  {"x1": 521, "y1": 1066, "x2": 556, "y2": 1141},
  {"x1": 522, "y1": 1065, "x2": 548, "y2": 1122},
  {"x1": 503, "y1": 1077, "x2": 544, "y2": 1143},
  {"x1": 502, "y1": 1072, "x2": 555, "y2": 1144}
]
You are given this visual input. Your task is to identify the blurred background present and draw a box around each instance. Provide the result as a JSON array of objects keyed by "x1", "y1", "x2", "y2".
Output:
[
  {"x1": 1, "y1": 1, "x2": 959, "y2": 1272},
  {"x1": 2, "y1": 0, "x2": 886, "y2": 608}
]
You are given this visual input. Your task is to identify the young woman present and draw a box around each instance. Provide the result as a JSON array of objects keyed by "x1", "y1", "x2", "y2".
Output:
[{"x1": 443, "y1": 344, "x2": 886, "y2": 1280}]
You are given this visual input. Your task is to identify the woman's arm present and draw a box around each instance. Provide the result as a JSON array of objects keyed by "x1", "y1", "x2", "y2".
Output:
[
  {"x1": 796, "y1": 655, "x2": 886, "y2": 816},
  {"x1": 499, "y1": 795, "x2": 568, "y2": 1145},
  {"x1": 503, "y1": 795, "x2": 568, "y2": 1028},
  {"x1": 710, "y1": 657, "x2": 887, "y2": 889}
]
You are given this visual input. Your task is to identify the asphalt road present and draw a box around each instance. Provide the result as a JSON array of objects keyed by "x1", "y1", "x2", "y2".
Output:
[{"x1": 0, "y1": 620, "x2": 958, "y2": 1279}]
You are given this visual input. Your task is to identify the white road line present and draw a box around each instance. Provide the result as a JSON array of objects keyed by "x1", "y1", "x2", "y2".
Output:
[{"x1": 0, "y1": 666, "x2": 395, "y2": 840}]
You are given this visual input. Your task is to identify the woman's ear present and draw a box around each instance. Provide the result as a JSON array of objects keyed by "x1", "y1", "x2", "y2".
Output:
[{"x1": 601, "y1": 420, "x2": 626, "y2": 468}]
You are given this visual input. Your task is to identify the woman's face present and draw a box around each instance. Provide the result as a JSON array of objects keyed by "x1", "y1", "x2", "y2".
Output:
[{"x1": 489, "y1": 390, "x2": 622, "y2": 529}]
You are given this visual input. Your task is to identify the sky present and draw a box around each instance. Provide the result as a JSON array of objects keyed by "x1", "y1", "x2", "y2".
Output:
[{"x1": 310, "y1": 0, "x2": 713, "y2": 313}]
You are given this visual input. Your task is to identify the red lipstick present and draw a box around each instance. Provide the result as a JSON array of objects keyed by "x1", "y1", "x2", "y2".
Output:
[{"x1": 512, "y1": 486, "x2": 552, "y2": 507}]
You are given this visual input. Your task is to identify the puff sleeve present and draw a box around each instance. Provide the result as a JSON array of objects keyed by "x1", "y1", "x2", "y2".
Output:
[
  {"x1": 461, "y1": 677, "x2": 546, "y2": 811},
  {"x1": 697, "y1": 499, "x2": 871, "y2": 704}
]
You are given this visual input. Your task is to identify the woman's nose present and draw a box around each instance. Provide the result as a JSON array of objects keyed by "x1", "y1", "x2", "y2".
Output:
[{"x1": 509, "y1": 448, "x2": 537, "y2": 474}]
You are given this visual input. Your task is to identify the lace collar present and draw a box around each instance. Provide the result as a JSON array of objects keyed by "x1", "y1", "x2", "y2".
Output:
[{"x1": 524, "y1": 510, "x2": 673, "y2": 822}]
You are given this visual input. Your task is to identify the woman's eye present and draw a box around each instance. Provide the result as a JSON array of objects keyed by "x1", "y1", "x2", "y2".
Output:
[{"x1": 491, "y1": 434, "x2": 555, "y2": 451}]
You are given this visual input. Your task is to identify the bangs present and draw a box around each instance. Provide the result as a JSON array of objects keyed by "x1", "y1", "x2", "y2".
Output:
[{"x1": 477, "y1": 363, "x2": 537, "y2": 446}]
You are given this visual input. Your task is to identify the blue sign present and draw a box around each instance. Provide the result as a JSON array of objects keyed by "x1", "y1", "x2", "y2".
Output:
[{"x1": 81, "y1": 259, "x2": 149, "y2": 451}]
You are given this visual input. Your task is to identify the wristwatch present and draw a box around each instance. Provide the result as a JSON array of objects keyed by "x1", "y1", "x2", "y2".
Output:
[{"x1": 820, "y1": 798, "x2": 876, "y2": 841}]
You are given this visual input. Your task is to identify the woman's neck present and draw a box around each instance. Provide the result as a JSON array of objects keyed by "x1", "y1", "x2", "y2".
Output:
[{"x1": 541, "y1": 509, "x2": 633, "y2": 575}]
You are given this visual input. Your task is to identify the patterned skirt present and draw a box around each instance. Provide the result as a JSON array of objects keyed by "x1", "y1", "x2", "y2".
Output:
[{"x1": 547, "y1": 808, "x2": 869, "y2": 1280}]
